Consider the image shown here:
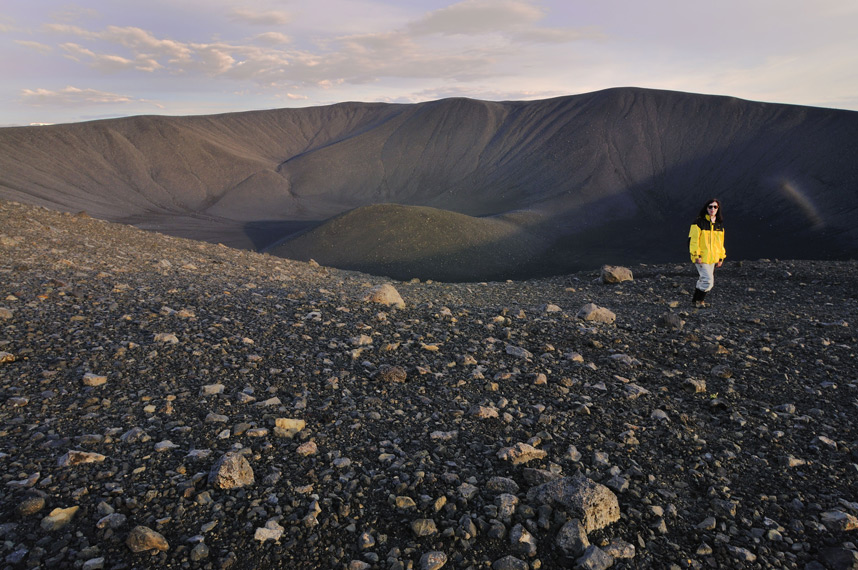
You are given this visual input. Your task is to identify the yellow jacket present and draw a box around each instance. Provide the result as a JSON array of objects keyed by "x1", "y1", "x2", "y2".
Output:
[{"x1": 688, "y1": 216, "x2": 726, "y2": 264}]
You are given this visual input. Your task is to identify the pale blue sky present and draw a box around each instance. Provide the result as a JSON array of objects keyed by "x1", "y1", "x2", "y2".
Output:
[{"x1": 2, "y1": 0, "x2": 857, "y2": 126}]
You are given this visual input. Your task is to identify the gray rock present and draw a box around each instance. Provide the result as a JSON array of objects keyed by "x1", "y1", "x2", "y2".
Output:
[
  {"x1": 821, "y1": 510, "x2": 858, "y2": 531},
  {"x1": 727, "y1": 545, "x2": 757, "y2": 563},
  {"x1": 58, "y1": 450, "x2": 106, "y2": 466},
  {"x1": 82, "y1": 372, "x2": 107, "y2": 387},
  {"x1": 487, "y1": 476, "x2": 520, "y2": 494},
  {"x1": 603, "y1": 539, "x2": 636, "y2": 559},
  {"x1": 817, "y1": 547, "x2": 858, "y2": 570},
  {"x1": 208, "y1": 452, "x2": 255, "y2": 489},
  {"x1": 362, "y1": 284, "x2": 405, "y2": 308},
  {"x1": 600, "y1": 265, "x2": 633, "y2": 284},
  {"x1": 509, "y1": 523, "x2": 537, "y2": 557},
  {"x1": 526, "y1": 474, "x2": 620, "y2": 533},
  {"x1": 17, "y1": 496, "x2": 45, "y2": 516},
  {"x1": 497, "y1": 494, "x2": 519, "y2": 520},
  {"x1": 190, "y1": 543, "x2": 209, "y2": 562},
  {"x1": 497, "y1": 442, "x2": 547, "y2": 465},
  {"x1": 492, "y1": 555, "x2": 529, "y2": 570},
  {"x1": 126, "y1": 526, "x2": 169, "y2": 553},
  {"x1": 40, "y1": 506, "x2": 79, "y2": 531},
  {"x1": 377, "y1": 364, "x2": 407, "y2": 383},
  {"x1": 658, "y1": 313, "x2": 684, "y2": 330},
  {"x1": 412, "y1": 519, "x2": 438, "y2": 537},
  {"x1": 419, "y1": 551, "x2": 447, "y2": 570},
  {"x1": 505, "y1": 344, "x2": 533, "y2": 359},
  {"x1": 577, "y1": 303, "x2": 616, "y2": 324},
  {"x1": 555, "y1": 519, "x2": 589, "y2": 556},
  {"x1": 576, "y1": 545, "x2": 614, "y2": 570}
]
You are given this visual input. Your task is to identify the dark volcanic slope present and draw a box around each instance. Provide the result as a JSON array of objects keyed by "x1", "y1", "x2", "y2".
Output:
[
  {"x1": 1, "y1": 88, "x2": 857, "y2": 280},
  {"x1": 2, "y1": 199, "x2": 858, "y2": 570}
]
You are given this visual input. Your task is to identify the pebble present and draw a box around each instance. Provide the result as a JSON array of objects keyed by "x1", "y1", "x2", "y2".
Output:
[
  {"x1": 40, "y1": 506, "x2": 79, "y2": 531},
  {"x1": 419, "y1": 551, "x2": 447, "y2": 570},
  {"x1": 126, "y1": 526, "x2": 170, "y2": 553},
  {"x1": 209, "y1": 452, "x2": 255, "y2": 489},
  {"x1": 17, "y1": 496, "x2": 45, "y2": 516}
]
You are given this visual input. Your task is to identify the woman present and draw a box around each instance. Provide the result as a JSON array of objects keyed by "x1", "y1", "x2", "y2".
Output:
[{"x1": 688, "y1": 199, "x2": 726, "y2": 307}]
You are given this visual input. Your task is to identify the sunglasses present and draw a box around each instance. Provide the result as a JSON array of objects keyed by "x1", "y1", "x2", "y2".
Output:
[{"x1": 707, "y1": 205, "x2": 718, "y2": 210}]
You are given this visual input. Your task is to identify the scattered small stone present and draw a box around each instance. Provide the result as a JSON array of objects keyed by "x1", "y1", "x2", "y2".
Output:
[
  {"x1": 126, "y1": 526, "x2": 169, "y2": 553},
  {"x1": 377, "y1": 364, "x2": 407, "y2": 383},
  {"x1": 17, "y1": 496, "x2": 45, "y2": 516},
  {"x1": 200, "y1": 383, "x2": 225, "y2": 396},
  {"x1": 154, "y1": 332, "x2": 179, "y2": 344},
  {"x1": 82, "y1": 372, "x2": 107, "y2": 386},
  {"x1": 600, "y1": 265, "x2": 633, "y2": 283},
  {"x1": 497, "y1": 442, "x2": 547, "y2": 465},
  {"x1": 576, "y1": 545, "x2": 614, "y2": 570},
  {"x1": 254, "y1": 519, "x2": 284, "y2": 543},
  {"x1": 492, "y1": 555, "x2": 529, "y2": 570},
  {"x1": 555, "y1": 519, "x2": 589, "y2": 556},
  {"x1": 209, "y1": 452, "x2": 254, "y2": 489},
  {"x1": 274, "y1": 418, "x2": 306, "y2": 438},
  {"x1": 577, "y1": 303, "x2": 616, "y2": 324},
  {"x1": 821, "y1": 510, "x2": 858, "y2": 531},
  {"x1": 362, "y1": 284, "x2": 405, "y2": 308},
  {"x1": 40, "y1": 506, "x2": 79, "y2": 531},
  {"x1": 296, "y1": 441, "x2": 318, "y2": 456},
  {"x1": 419, "y1": 551, "x2": 447, "y2": 570},
  {"x1": 411, "y1": 519, "x2": 438, "y2": 537},
  {"x1": 58, "y1": 450, "x2": 106, "y2": 466}
]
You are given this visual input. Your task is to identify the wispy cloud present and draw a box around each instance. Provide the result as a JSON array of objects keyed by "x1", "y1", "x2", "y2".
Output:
[
  {"x1": 36, "y1": 1, "x2": 596, "y2": 90},
  {"x1": 409, "y1": 0, "x2": 545, "y2": 35},
  {"x1": 20, "y1": 86, "x2": 163, "y2": 108},
  {"x1": 15, "y1": 40, "x2": 54, "y2": 54},
  {"x1": 229, "y1": 8, "x2": 292, "y2": 26}
]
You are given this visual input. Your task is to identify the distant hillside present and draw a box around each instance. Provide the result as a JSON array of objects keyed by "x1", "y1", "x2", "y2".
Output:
[{"x1": 1, "y1": 88, "x2": 857, "y2": 280}]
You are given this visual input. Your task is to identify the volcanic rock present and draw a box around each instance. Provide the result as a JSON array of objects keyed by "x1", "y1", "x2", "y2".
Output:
[
  {"x1": 600, "y1": 265, "x2": 633, "y2": 283},
  {"x1": 577, "y1": 303, "x2": 616, "y2": 324},
  {"x1": 126, "y1": 526, "x2": 169, "y2": 553},
  {"x1": 208, "y1": 452, "x2": 255, "y2": 489},
  {"x1": 527, "y1": 475, "x2": 620, "y2": 533}
]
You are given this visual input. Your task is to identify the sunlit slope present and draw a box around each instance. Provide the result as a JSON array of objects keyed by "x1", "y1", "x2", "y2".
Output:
[{"x1": 269, "y1": 203, "x2": 550, "y2": 282}]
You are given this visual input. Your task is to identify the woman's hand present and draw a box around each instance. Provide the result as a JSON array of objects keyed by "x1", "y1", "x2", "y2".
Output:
[
  {"x1": 695, "y1": 257, "x2": 702, "y2": 264},
  {"x1": 716, "y1": 261, "x2": 723, "y2": 268}
]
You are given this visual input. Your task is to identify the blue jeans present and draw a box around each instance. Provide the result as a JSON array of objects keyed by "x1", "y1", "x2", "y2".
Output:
[{"x1": 695, "y1": 263, "x2": 715, "y2": 292}]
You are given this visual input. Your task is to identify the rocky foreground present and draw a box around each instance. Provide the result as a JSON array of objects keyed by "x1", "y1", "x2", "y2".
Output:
[{"x1": 1, "y1": 199, "x2": 857, "y2": 570}]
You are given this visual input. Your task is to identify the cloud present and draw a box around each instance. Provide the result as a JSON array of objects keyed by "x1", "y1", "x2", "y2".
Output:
[
  {"x1": 19, "y1": 86, "x2": 162, "y2": 108},
  {"x1": 253, "y1": 32, "x2": 292, "y2": 46},
  {"x1": 15, "y1": 40, "x2": 54, "y2": 54},
  {"x1": 229, "y1": 8, "x2": 292, "y2": 26},
  {"x1": 34, "y1": 2, "x2": 600, "y2": 95},
  {"x1": 512, "y1": 27, "x2": 603, "y2": 44},
  {"x1": 409, "y1": 0, "x2": 544, "y2": 35}
]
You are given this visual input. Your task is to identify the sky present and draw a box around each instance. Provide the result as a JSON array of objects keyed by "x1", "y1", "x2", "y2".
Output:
[{"x1": 1, "y1": 0, "x2": 857, "y2": 126}]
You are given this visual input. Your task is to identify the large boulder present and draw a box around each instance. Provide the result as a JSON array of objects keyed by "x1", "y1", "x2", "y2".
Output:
[
  {"x1": 526, "y1": 474, "x2": 620, "y2": 532},
  {"x1": 600, "y1": 265, "x2": 633, "y2": 284},
  {"x1": 362, "y1": 284, "x2": 405, "y2": 309},
  {"x1": 577, "y1": 303, "x2": 616, "y2": 324}
]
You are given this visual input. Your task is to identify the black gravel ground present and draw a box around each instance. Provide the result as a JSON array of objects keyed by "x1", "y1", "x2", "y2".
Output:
[{"x1": 1, "y1": 199, "x2": 857, "y2": 570}]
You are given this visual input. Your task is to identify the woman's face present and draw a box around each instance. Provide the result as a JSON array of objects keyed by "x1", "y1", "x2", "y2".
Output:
[{"x1": 707, "y1": 203, "x2": 719, "y2": 218}]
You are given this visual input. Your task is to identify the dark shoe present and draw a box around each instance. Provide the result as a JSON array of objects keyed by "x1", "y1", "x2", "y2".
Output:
[{"x1": 692, "y1": 289, "x2": 707, "y2": 307}]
